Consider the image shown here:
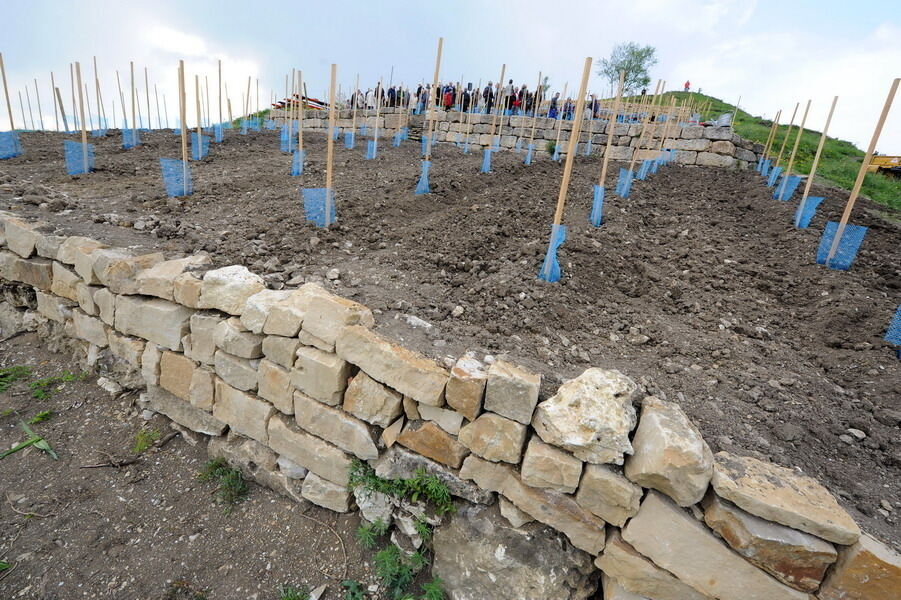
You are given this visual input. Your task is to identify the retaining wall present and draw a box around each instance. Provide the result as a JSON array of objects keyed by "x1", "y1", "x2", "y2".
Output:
[
  {"x1": 0, "y1": 211, "x2": 897, "y2": 600},
  {"x1": 270, "y1": 107, "x2": 764, "y2": 168}
]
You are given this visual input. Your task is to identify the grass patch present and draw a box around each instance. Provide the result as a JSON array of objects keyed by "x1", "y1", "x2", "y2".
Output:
[
  {"x1": 162, "y1": 580, "x2": 208, "y2": 600},
  {"x1": 29, "y1": 371, "x2": 87, "y2": 399},
  {"x1": 27, "y1": 410, "x2": 52, "y2": 424},
  {"x1": 348, "y1": 460, "x2": 454, "y2": 516},
  {"x1": 199, "y1": 458, "x2": 249, "y2": 511},
  {"x1": 0, "y1": 366, "x2": 32, "y2": 392},
  {"x1": 277, "y1": 584, "x2": 310, "y2": 600},
  {"x1": 357, "y1": 518, "x2": 390, "y2": 549},
  {"x1": 341, "y1": 580, "x2": 367, "y2": 600},
  {"x1": 132, "y1": 428, "x2": 161, "y2": 454},
  {"x1": 648, "y1": 91, "x2": 901, "y2": 212},
  {"x1": 375, "y1": 544, "x2": 429, "y2": 599}
]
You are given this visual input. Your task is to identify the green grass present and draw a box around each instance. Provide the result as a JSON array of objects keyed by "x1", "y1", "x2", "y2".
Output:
[
  {"x1": 132, "y1": 428, "x2": 161, "y2": 454},
  {"x1": 199, "y1": 458, "x2": 249, "y2": 511},
  {"x1": 277, "y1": 584, "x2": 310, "y2": 600},
  {"x1": 650, "y1": 91, "x2": 901, "y2": 212},
  {"x1": 0, "y1": 366, "x2": 32, "y2": 392},
  {"x1": 348, "y1": 459, "x2": 454, "y2": 516},
  {"x1": 28, "y1": 371, "x2": 87, "y2": 399}
]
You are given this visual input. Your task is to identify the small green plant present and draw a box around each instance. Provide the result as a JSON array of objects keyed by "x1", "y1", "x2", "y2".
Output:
[
  {"x1": 545, "y1": 140, "x2": 556, "y2": 155},
  {"x1": 348, "y1": 460, "x2": 454, "y2": 515},
  {"x1": 278, "y1": 584, "x2": 310, "y2": 600},
  {"x1": 413, "y1": 518, "x2": 432, "y2": 544},
  {"x1": 375, "y1": 544, "x2": 428, "y2": 600},
  {"x1": 29, "y1": 371, "x2": 86, "y2": 399},
  {"x1": 0, "y1": 366, "x2": 31, "y2": 392},
  {"x1": 419, "y1": 578, "x2": 445, "y2": 600},
  {"x1": 28, "y1": 410, "x2": 53, "y2": 424},
  {"x1": 163, "y1": 580, "x2": 208, "y2": 600},
  {"x1": 0, "y1": 422, "x2": 57, "y2": 461},
  {"x1": 199, "y1": 458, "x2": 249, "y2": 510},
  {"x1": 341, "y1": 580, "x2": 367, "y2": 600},
  {"x1": 357, "y1": 518, "x2": 390, "y2": 549},
  {"x1": 132, "y1": 428, "x2": 161, "y2": 454},
  {"x1": 0, "y1": 560, "x2": 11, "y2": 571}
]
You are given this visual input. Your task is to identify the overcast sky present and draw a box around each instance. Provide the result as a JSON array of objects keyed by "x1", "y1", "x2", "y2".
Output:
[{"x1": 2, "y1": 0, "x2": 900, "y2": 153}]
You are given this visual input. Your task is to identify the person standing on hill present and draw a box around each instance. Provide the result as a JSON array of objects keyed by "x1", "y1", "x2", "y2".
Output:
[{"x1": 684, "y1": 80, "x2": 690, "y2": 92}]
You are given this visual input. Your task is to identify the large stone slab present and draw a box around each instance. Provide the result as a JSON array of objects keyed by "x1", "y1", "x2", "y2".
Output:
[
  {"x1": 56, "y1": 236, "x2": 107, "y2": 266},
  {"x1": 818, "y1": 533, "x2": 901, "y2": 600},
  {"x1": 702, "y1": 492, "x2": 836, "y2": 592},
  {"x1": 261, "y1": 335, "x2": 302, "y2": 369},
  {"x1": 159, "y1": 350, "x2": 197, "y2": 401},
  {"x1": 521, "y1": 437, "x2": 584, "y2": 494},
  {"x1": 90, "y1": 249, "x2": 165, "y2": 294},
  {"x1": 187, "y1": 312, "x2": 222, "y2": 365},
  {"x1": 239, "y1": 289, "x2": 293, "y2": 334},
  {"x1": 145, "y1": 385, "x2": 226, "y2": 436},
  {"x1": 136, "y1": 255, "x2": 211, "y2": 300},
  {"x1": 445, "y1": 353, "x2": 487, "y2": 421},
  {"x1": 483, "y1": 360, "x2": 541, "y2": 425},
  {"x1": 213, "y1": 317, "x2": 264, "y2": 358},
  {"x1": 624, "y1": 396, "x2": 712, "y2": 506},
  {"x1": 213, "y1": 350, "x2": 259, "y2": 391},
  {"x1": 71, "y1": 309, "x2": 108, "y2": 347},
  {"x1": 533, "y1": 368, "x2": 639, "y2": 465},
  {"x1": 575, "y1": 464, "x2": 642, "y2": 528},
  {"x1": 35, "y1": 291, "x2": 76, "y2": 323},
  {"x1": 293, "y1": 391, "x2": 378, "y2": 460},
  {"x1": 114, "y1": 295, "x2": 194, "y2": 351},
  {"x1": 621, "y1": 491, "x2": 808, "y2": 600},
  {"x1": 300, "y1": 288, "x2": 374, "y2": 347},
  {"x1": 291, "y1": 346, "x2": 352, "y2": 405},
  {"x1": 50, "y1": 262, "x2": 80, "y2": 301},
  {"x1": 595, "y1": 529, "x2": 710, "y2": 600},
  {"x1": 460, "y1": 455, "x2": 607, "y2": 555},
  {"x1": 372, "y1": 445, "x2": 493, "y2": 505},
  {"x1": 336, "y1": 325, "x2": 447, "y2": 406},
  {"x1": 301, "y1": 472, "x2": 352, "y2": 512},
  {"x1": 4, "y1": 218, "x2": 40, "y2": 258},
  {"x1": 342, "y1": 371, "x2": 403, "y2": 428},
  {"x1": 261, "y1": 284, "x2": 329, "y2": 337},
  {"x1": 199, "y1": 265, "x2": 265, "y2": 315},
  {"x1": 267, "y1": 413, "x2": 353, "y2": 486},
  {"x1": 711, "y1": 451, "x2": 860, "y2": 544},
  {"x1": 212, "y1": 380, "x2": 274, "y2": 444},
  {"x1": 257, "y1": 359, "x2": 294, "y2": 413},
  {"x1": 458, "y1": 412, "x2": 527, "y2": 464},
  {"x1": 397, "y1": 420, "x2": 469, "y2": 469},
  {"x1": 417, "y1": 403, "x2": 465, "y2": 435}
]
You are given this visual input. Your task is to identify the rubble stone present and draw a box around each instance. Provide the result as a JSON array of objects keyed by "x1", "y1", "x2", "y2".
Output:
[
  {"x1": 483, "y1": 360, "x2": 541, "y2": 425},
  {"x1": 342, "y1": 371, "x2": 403, "y2": 428},
  {"x1": 521, "y1": 437, "x2": 583, "y2": 494},
  {"x1": 458, "y1": 412, "x2": 527, "y2": 464}
]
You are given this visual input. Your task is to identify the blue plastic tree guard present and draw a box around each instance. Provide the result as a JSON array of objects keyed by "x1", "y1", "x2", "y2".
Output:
[
  {"x1": 637, "y1": 160, "x2": 652, "y2": 180},
  {"x1": 331, "y1": 126, "x2": 340, "y2": 141},
  {"x1": 345, "y1": 131, "x2": 355, "y2": 149},
  {"x1": 462, "y1": 139, "x2": 471, "y2": 155},
  {"x1": 491, "y1": 136, "x2": 500, "y2": 152},
  {"x1": 756, "y1": 156, "x2": 764, "y2": 172},
  {"x1": 480, "y1": 149, "x2": 492, "y2": 173},
  {"x1": 280, "y1": 126, "x2": 294, "y2": 153},
  {"x1": 816, "y1": 221, "x2": 868, "y2": 271},
  {"x1": 767, "y1": 166, "x2": 783, "y2": 187},
  {"x1": 515, "y1": 138, "x2": 523, "y2": 152},
  {"x1": 552, "y1": 146, "x2": 560, "y2": 161},
  {"x1": 0, "y1": 131, "x2": 23, "y2": 159},
  {"x1": 415, "y1": 160, "x2": 431, "y2": 195},
  {"x1": 760, "y1": 159, "x2": 772, "y2": 176},
  {"x1": 359, "y1": 125, "x2": 369, "y2": 138},
  {"x1": 590, "y1": 185, "x2": 605, "y2": 227},
  {"x1": 160, "y1": 158, "x2": 192, "y2": 197},
  {"x1": 616, "y1": 168, "x2": 633, "y2": 198},
  {"x1": 794, "y1": 196, "x2": 823, "y2": 228},
  {"x1": 538, "y1": 224, "x2": 567, "y2": 283},
  {"x1": 392, "y1": 131, "x2": 402, "y2": 147},
  {"x1": 122, "y1": 129, "x2": 141, "y2": 149},
  {"x1": 651, "y1": 158, "x2": 661, "y2": 174},
  {"x1": 302, "y1": 188, "x2": 336, "y2": 227},
  {"x1": 524, "y1": 143, "x2": 534, "y2": 165},
  {"x1": 265, "y1": 119, "x2": 277, "y2": 130},
  {"x1": 365, "y1": 139, "x2": 377, "y2": 160},
  {"x1": 192, "y1": 133, "x2": 210, "y2": 160},
  {"x1": 213, "y1": 124, "x2": 224, "y2": 143},
  {"x1": 773, "y1": 174, "x2": 801, "y2": 201},
  {"x1": 64, "y1": 140, "x2": 95, "y2": 175},
  {"x1": 421, "y1": 136, "x2": 429, "y2": 156},
  {"x1": 885, "y1": 305, "x2": 901, "y2": 353},
  {"x1": 291, "y1": 149, "x2": 305, "y2": 176},
  {"x1": 90, "y1": 128, "x2": 108, "y2": 138},
  {"x1": 583, "y1": 138, "x2": 593, "y2": 156}
]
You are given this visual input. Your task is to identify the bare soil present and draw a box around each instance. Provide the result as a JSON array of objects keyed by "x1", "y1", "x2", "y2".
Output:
[{"x1": 1, "y1": 129, "x2": 899, "y2": 548}]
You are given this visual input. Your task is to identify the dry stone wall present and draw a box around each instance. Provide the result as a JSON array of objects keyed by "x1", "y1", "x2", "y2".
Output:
[
  {"x1": 0, "y1": 211, "x2": 898, "y2": 600},
  {"x1": 271, "y1": 107, "x2": 763, "y2": 168}
]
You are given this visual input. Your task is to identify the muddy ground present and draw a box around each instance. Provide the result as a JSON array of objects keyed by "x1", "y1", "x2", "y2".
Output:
[
  {"x1": 0, "y1": 129, "x2": 899, "y2": 548},
  {"x1": 0, "y1": 332, "x2": 384, "y2": 599}
]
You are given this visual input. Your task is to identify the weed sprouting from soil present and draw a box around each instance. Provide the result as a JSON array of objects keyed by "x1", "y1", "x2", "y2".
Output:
[
  {"x1": 29, "y1": 371, "x2": 86, "y2": 399},
  {"x1": 27, "y1": 410, "x2": 52, "y2": 424},
  {"x1": 199, "y1": 458, "x2": 249, "y2": 511},
  {"x1": 277, "y1": 584, "x2": 310, "y2": 600},
  {"x1": 374, "y1": 544, "x2": 427, "y2": 599},
  {"x1": 162, "y1": 580, "x2": 209, "y2": 600},
  {"x1": 356, "y1": 518, "x2": 390, "y2": 549},
  {"x1": 132, "y1": 428, "x2": 161, "y2": 453},
  {"x1": 348, "y1": 459, "x2": 454, "y2": 515},
  {"x1": 0, "y1": 366, "x2": 32, "y2": 392},
  {"x1": 341, "y1": 579, "x2": 367, "y2": 600}
]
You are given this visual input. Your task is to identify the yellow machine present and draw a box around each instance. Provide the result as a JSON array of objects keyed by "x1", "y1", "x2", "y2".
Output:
[{"x1": 867, "y1": 155, "x2": 900, "y2": 176}]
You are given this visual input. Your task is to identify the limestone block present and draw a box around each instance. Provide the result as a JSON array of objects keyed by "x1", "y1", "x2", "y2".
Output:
[
  {"x1": 336, "y1": 325, "x2": 447, "y2": 406},
  {"x1": 533, "y1": 368, "x2": 638, "y2": 465},
  {"x1": 107, "y1": 331, "x2": 145, "y2": 367},
  {"x1": 261, "y1": 336, "x2": 300, "y2": 369},
  {"x1": 262, "y1": 283, "x2": 330, "y2": 337},
  {"x1": 72, "y1": 243, "x2": 106, "y2": 284},
  {"x1": 72, "y1": 309, "x2": 108, "y2": 347},
  {"x1": 301, "y1": 287, "x2": 374, "y2": 347},
  {"x1": 291, "y1": 346, "x2": 352, "y2": 405},
  {"x1": 342, "y1": 371, "x2": 403, "y2": 428},
  {"x1": 483, "y1": 360, "x2": 540, "y2": 425},
  {"x1": 302, "y1": 472, "x2": 352, "y2": 512},
  {"x1": 704, "y1": 126, "x2": 733, "y2": 140},
  {"x1": 257, "y1": 359, "x2": 294, "y2": 414},
  {"x1": 499, "y1": 498, "x2": 534, "y2": 528},
  {"x1": 94, "y1": 287, "x2": 116, "y2": 326},
  {"x1": 696, "y1": 152, "x2": 735, "y2": 167},
  {"x1": 293, "y1": 391, "x2": 378, "y2": 460},
  {"x1": 213, "y1": 350, "x2": 259, "y2": 392},
  {"x1": 188, "y1": 367, "x2": 215, "y2": 411},
  {"x1": 56, "y1": 236, "x2": 107, "y2": 266},
  {"x1": 711, "y1": 451, "x2": 860, "y2": 544},
  {"x1": 145, "y1": 385, "x2": 226, "y2": 436},
  {"x1": 4, "y1": 218, "x2": 39, "y2": 258},
  {"x1": 199, "y1": 265, "x2": 265, "y2": 315},
  {"x1": 213, "y1": 317, "x2": 263, "y2": 358},
  {"x1": 50, "y1": 262, "x2": 80, "y2": 301},
  {"x1": 397, "y1": 420, "x2": 469, "y2": 469},
  {"x1": 141, "y1": 343, "x2": 162, "y2": 385},
  {"x1": 672, "y1": 138, "x2": 710, "y2": 151},
  {"x1": 680, "y1": 126, "x2": 705, "y2": 139},
  {"x1": 173, "y1": 272, "x2": 203, "y2": 308},
  {"x1": 267, "y1": 413, "x2": 353, "y2": 486},
  {"x1": 159, "y1": 350, "x2": 197, "y2": 401},
  {"x1": 114, "y1": 295, "x2": 193, "y2": 351},
  {"x1": 136, "y1": 255, "x2": 211, "y2": 300},
  {"x1": 624, "y1": 396, "x2": 712, "y2": 506},
  {"x1": 673, "y1": 150, "x2": 697, "y2": 165},
  {"x1": 187, "y1": 312, "x2": 222, "y2": 365},
  {"x1": 521, "y1": 437, "x2": 583, "y2": 494},
  {"x1": 2, "y1": 253, "x2": 52, "y2": 290},
  {"x1": 75, "y1": 282, "x2": 100, "y2": 316},
  {"x1": 239, "y1": 289, "x2": 292, "y2": 334},
  {"x1": 818, "y1": 533, "x2": 901, "y2": 600},
  {"x1": 575, "y1": 464, "x2": 642, "y2": 527},
  {"x1": 35, "y1": 234, "x2": 64, "y2": 260},
  {"x1": 372, "y1": 445, "x2": 493, "y2": 505},
  {"x1": 213, "y1": 379, "x2": 274, "y2": 444},
  {"x1": 710, "y1": 140, "x2": 735, "y2": 155},
  {"x1": 418, "y1": 404, "x2": 465, "y2": 435},
  {"x1": 90, "y1": 249, "x2": 165, "y2": 294},
  {"x1": 457, "y1": 413, "x2": 527, "y2": 464},
  {"x1": 446, "y1": 353, "x2": 487, "y2": 421},
  {"x1": 622, "y1": 491, "x2": 808, "y2": 600}
]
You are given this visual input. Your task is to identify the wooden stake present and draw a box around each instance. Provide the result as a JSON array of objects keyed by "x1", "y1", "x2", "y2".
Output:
[
  {"x1": 326, "y1": 64, "x2": 337, "y2": 192},
  {"x1": 826, "y1": 78, "x2": 898, "y2": 263},
  {"x1": 762, "y1": 109, "x2": 781, "y2": 160},
  {"x1": 51, "y1": 72, "x2": 59, "y2": 131},
  {"x1": 244, "y1": 76, "x2": 251, "y2": 118},
  {"x1": 553, "y1": 83, "x2": 569, "y2": 155},
  {"x1": 25, "y1": 87, "x2": 34, "y2": 130},
  {"x1": 373, "y1": 77, "x2": 383, "y2": 143},
  {"x1": 783, "y1": 99, "x2": 811, "y2": 179},
  {"x1": 130, "y1": 62, "x2": 137, "y2": 142},
  {"x1": 730, "y1": 95, "x2": 741, "y2": 127},
  {"x1": 628, "y1": 101, "x2": 653, "y2": 172},
  {"x1": 0, "y1": 53, "x2": 13, "y2": 131},
  {"x1": 154, "y1": 84, "x2": 161, "y2": 129},
  {"x1": 34, "y1": 79, "x2": 45, "y2": 130},
  {"x1": 775, "y1": 102, "x2": 799, "y2": 167},
  {"x1": 195, "y1": 75, "x2": 203, "y2": 156},
  {"x1": 297, "y1": 70, "x2": 304, "y2": 153},
  {"x1": 527, "y1": 71, "x2": 542, "y2": 149},
  {"x1": 144, "y1": 67, "x2": 151, "y2": 130},
  {"x1": 797, "y1": 96, "x2": 837, "y2": 211},
  {"x1": 599, "y1": 70, "x2": 625, "y2": 186},
  {"x1": 84, "y1": 84, "x2": 94, "y2": 131},
  {"x1": 74, "y1": 62, "x2": 89, "y2": 173},
  {"x1": 115, "y1": 71, "x2": 126, "y2": 128},
  {"x1": 552, "y1": 56, "x2": 593, "y2": 226},
  {"x1": 70, "y1": 63, "x2": 77, "y2": 129},
  {"x1": 658, "y1": 96, "x2": 677, "y2": 154},
  {"x1": 163, "y1": 94, "x2": 169, "y2": 129},
  {"x1": 218, "y1": 59, "x2": 222, "y2": 126},
  {"x1": 93, "y1": 57, "x2": 102, "y2": 129},
  {"x1": 351, "y1": 73, "x2": 359, "y2": 133},
  {"x1": 423, "y1": 37, "x2": 444, "y2": 161},
  {"x1": 488, "y1": 64, "x2": 505, "y2": 140},
  {"x1": 55, "y1": 86, "x2": 68, "y2": 132},
  {"x1": 178, "y1": 61, "x2": 188, "y2": 181}
]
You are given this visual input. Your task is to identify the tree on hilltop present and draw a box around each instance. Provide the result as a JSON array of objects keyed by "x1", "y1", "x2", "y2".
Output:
[{"x1": 596, "y1": 42, "x2": 657, "y2": 95}]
